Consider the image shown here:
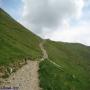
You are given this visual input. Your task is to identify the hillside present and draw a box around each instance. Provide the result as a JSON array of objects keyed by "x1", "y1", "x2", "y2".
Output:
[
  {"x1": 0, "y1": 8, "x2": 42, "y2": 66},
  {"x1": 39, "y1": 40, "x2": 90, "y2": 90}
]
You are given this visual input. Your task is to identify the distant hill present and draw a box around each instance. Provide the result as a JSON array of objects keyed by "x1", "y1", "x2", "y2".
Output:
[{"x1": 0, "y1": 8, "x2": 42, "y2": 65}]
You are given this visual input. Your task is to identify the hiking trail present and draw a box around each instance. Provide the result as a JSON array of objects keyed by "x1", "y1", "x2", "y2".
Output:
[{"x1": 0, "y1": 40, "x2": 62, "y2": 90}]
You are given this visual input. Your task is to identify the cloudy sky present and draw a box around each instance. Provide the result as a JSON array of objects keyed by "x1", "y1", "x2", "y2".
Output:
[{"x1": 0, "y1": 0, "x2": 90, "y2": 46}]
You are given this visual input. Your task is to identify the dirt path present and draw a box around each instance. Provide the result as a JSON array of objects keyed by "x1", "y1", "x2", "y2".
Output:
[
  {"x1": 0, "y1": 41, "x2": 48, "y2": 90},
  {"x1": 39, "y1": 40, "x2": 48, "y2": 61},
  {"x1": 39, "y1": 40, "x2": 63, "y2": 70},
  {"x1": 0, "y1": 40, "x2": 48, "y2": 90},
  {"x1": 0, "y1": 40, "x2": 62, "y2": 90},
  {"x1": 1, "y1": 61, "x2": 41, "y2": 90},
  {"x1": 48, "y1": 60, "x2": 63, "y2": 70}
]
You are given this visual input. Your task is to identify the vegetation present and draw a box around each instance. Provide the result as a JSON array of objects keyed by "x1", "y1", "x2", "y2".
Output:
[
  {"x1": 39, "y1": 40, "x2": 90, "y2": 90},
  {"x1": 0, "y1": 8, "x2": 42, "y2": 66}
]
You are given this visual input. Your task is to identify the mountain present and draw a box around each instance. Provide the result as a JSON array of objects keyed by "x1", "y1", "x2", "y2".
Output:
[
  {"x1": 0, "y1": 8, "x2": 42, "y2": 66},
  {"x1": 0, "y1": 8, "x2": 90, "y2": 89},
  {"x1": 39, "y1": 40, "x2": 90, "y2": 90}
]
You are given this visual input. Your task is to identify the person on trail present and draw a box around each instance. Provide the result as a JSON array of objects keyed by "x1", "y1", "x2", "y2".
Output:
[{"x1": 25, "y1": 58, "x2": 27, "y2": 64}]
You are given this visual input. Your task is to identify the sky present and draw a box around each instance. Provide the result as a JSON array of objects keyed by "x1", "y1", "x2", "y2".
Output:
[{"x1": 0, "y1": 0, "x2": 90, "y2": 46}]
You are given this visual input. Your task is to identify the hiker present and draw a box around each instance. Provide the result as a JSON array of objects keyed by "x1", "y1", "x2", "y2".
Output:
[{"x1": 25, "y1": 58, "x2": 27, "y2": 64}]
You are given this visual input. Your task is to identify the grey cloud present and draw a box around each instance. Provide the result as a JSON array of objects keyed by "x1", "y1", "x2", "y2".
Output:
[{"x1": 23, "y1": 0, "x2": 84, "y2": 35}]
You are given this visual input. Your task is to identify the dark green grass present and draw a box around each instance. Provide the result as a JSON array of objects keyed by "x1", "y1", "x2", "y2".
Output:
[
  {"x1": 39, "y1": 40, "x2": 90, "y2": 90},
  {"x1": 0, "y1": 8, "x2": 42, "y2": 65},
  {"x1": 39, "y1": 60, "x2": 90, "y2": 90}
]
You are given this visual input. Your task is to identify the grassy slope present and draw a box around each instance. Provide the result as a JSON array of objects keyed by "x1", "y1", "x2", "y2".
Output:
[
  {"x1": 39, "y1": 40, "x2": 90, "y2": 90},
  {"x1": 0, "y1": 8, "x2": 42, "y2": 65}
]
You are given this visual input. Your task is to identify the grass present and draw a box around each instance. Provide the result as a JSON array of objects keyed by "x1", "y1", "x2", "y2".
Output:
[
  {"x1": 39, "y1": 40, "x2": 90, "y2": 90},
  {"x1": 0, "y1": 8, "x2": 42, "y2": 66}
]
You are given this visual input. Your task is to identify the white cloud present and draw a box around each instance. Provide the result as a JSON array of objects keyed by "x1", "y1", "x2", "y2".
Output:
[
  {"x1": 48, "y1": 21, "x2": 90, "y2": 46},
  {"x1": 22, "y1": 0, "x2": 84, "y2": 34},
  {"x1": 21, "y1": 0, "x2": 90, "y2": 46}
]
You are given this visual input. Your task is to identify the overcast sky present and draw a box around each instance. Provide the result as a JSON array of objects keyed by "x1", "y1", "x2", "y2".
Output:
[{"x1": 0, "y1": 0, "x2": 90, "y2": 46}]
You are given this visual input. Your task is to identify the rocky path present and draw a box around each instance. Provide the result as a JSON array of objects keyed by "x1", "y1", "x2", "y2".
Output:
[
  {"x1": 0, "y1": 41, "x2": 47, "y2": 90},
  {"x1": 39, "y1": 41, "x2": 48, "y2": 61},
  {"x1": 1, "y1": 61, "x2": 41, "y2": 90},
  {"x1": 0, "y1": 41, "x2": 48, "y2": 90},
  {"x1": 0, "y1": 40, "x2": 62, "y2": 90}
]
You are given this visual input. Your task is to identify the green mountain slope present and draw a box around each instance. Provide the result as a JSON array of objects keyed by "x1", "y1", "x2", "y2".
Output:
[
  {"x1": 0, "y1": 8, "x2": 90, "y2": 89},
  {"x1": 0, "y1": 8, "x2": 42, "y2": 65},
  {"x1": 39, "y1": 40, "x2": 90, "y2": 90}
]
